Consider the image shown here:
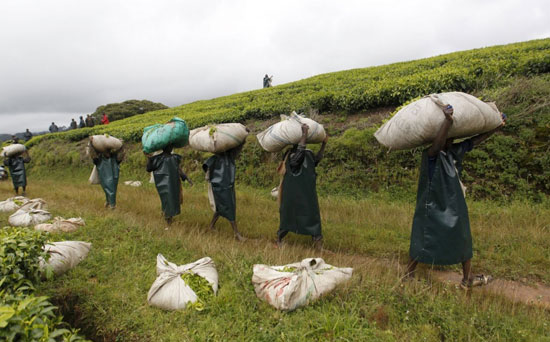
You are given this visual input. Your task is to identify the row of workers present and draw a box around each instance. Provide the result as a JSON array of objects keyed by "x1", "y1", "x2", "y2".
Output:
[{"x1": 3, "y1": 105, "x2": 505, "y2": 288}]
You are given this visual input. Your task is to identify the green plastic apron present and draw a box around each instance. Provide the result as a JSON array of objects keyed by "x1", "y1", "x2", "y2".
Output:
[
  {"x1": 279, "y1": 151, "x2": 322, "y2": 237},
  {"x1": 409, "y1": 144, "x2": 473, "y2": 265},
  {"x1": 97, "y1": 156, "x2": 120, "y2": 206},
  {"x1": 6, "y1": 156, "x2": 28, "y2": 188},
  {"x1": 152, "y1": 154, "x2": 182, "y2": 218},
  {"x1": 203, "y1": 153, "x2": 237, "y2": 222}
]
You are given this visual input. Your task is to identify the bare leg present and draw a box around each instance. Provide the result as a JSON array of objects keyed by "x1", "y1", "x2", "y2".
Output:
[
  {"x1": 461, "y1": 259, "x2": 472, "y2": 283},
  {"x1": 209, "y1": 213, "x2": 220, "y2": 230},
  {"x1": 405, "y1": 258, "x2": 418, "y2": 278},
  {"x1": 14, "y1": 187, "x2": 19, "y2": 195},
  {"x1": 230, "y1": 221, "x2": 245, "y2": 241},
  {"x1": 165, "y1": 216, "x2": 173, "y2": 226},
  {"x1": 22, "y1": 186, "x2": 26, "y2": 196},
  {"x1": 312, "y1": 235, "x2": 323, "y2": 250},
  {"x1": 277, "y1": 230, "x2": 288, "y2": 247}
]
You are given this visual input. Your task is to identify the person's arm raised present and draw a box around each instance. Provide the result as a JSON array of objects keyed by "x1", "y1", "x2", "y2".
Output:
[{"x1": 427, "y1": 105, "x2": 454, "y2": 157}]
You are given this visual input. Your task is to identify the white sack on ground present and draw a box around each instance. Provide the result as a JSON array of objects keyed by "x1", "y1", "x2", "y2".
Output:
[
  {"x1": 189, "y1": 123, "x2": 249, "y2": 153},
  {"x1": 252, "y1": 258, "x2": 353, "y2": 311},
  {"x1": 40, "y1": 241, "x2": 92, "y2": 275},
  {"x1": 147, "y1": 254, "x2": 218, "y2": 311},
  {"x1": 35, "y1": 217, "x2": 85, "y2": 233},
  {"x1": 0, "y1": 196, "x2": 29, "y2": 213},
  {"x1": 2, "y1": 144, "x2": 26, "y2": 157},
  {"x1": 123, "y1": 181, "x2": 142, "y2": 187},
  {"x1": 374, "y1": 92, "x2": 503, "y2": 150},
  {"x1": 90, "y1": 134, "x2": 123, "y2": 153},
  {"x1": 9, "y1": 209, "x2": 51, "y2": 227},
  {"x1": 18, "y1": 198, "x2": 47, "y2": 211},
  {"x1": 257, "y1": 112, "x2": 326, "y2": 152},
  {"x1": 88, "y1": 166, "x2": 100, "y2": 185}
]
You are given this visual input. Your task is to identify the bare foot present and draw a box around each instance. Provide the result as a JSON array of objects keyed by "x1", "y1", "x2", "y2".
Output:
[{"x1": 235, "y1": 234, "x2": 246, "y2": 242}]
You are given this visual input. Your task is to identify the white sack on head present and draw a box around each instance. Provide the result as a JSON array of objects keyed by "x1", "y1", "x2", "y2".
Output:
[
  {"x1": 147, "y1": 254, "x2": 218, "y2": 311},
  {"x1": 0, "y1": 196, "x2": 30, "y2": 213},
  {"x1": 2, "y1": 144, "x2": 26, "y2": 158},
  {"x1": 40, "y1": 241, "x2": 91, "y2": 275},
  {"x1": 189, "y1": 123, "x2": 249, "y2": 153},
  {"x1": 35, "y1": 217, "x2": 85, "y2": 233},
  {"x1": 90, "y1": 134, "x2": 123, "y2": 153},
  {"x1": 374, "y1": 92, "x2": 503, "y2": 150},
  {"x1": 88, "y1": 166, "x2": 100, "y2": 185},
  {"x1": 257, "y1": 112, "x2": 326, "y2": 152},
  {"x1": 252, "y1": 258, "x2": 353, "y2": 311}
]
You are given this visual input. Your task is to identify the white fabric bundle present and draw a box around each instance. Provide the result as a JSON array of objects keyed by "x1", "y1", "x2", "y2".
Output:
[
  {"x1": 89, "y1": 134, "x2": 123, "y2": 153},
  {"x1": 256, "y1": 112, "x2": 326, "y2": 152},
  {"x1": 88, "y1": 166, "x2": 100, "y2": 185},
  {"x1": 252, "y1": 258, "x2": 353, "y2": 311},
  {"x1": 40, "y1": 241, "x2": 92, "y2": 275},
  {"x1": 0, "y1": 196, "x2": 29, "y2": 213},
  {"x1": 374, "y1": 92, "x2": 503, "y2": 150},
  {"x1": 147, "y1": 254, "x2": 218, "y2": 311},
  {"x1": 8, "y1": 199, "x2": 50, "y2": 227},
  {"x1": 123, "y1": 180, "x2": 142, "y2": 187},
  {"x1": 189, "y1": 123, "x2": 249, "y2": 153},
  {"x1": 2, "y1": 144, "x2": 26, "y2": 157},
  {"x1": 35, "y1": 217, "x2": 85, "y2": 233}
]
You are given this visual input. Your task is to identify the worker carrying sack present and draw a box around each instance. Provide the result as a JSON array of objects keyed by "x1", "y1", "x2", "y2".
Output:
[
  {"x1": 142, "y1": 117, "x2": 189, "y2": 153},
  {"x1": 40, "y1": 241, "x2": 91, "y2": 276},
  {"x1": 147, "y1": 254, "x2": 218, "y2": 311},
  {"x1": 252, "y1": 258, "x2": 353, "y2": 311},
  {"x1": 2, "y1": 143, "x2": 26, "y2": 158},
  {"x1": 189, "y1": 123, "x2": 249, "y2": 153},
  {"x1": 89, "y1": 134, "x2": 123, "y2": 153},
  {"x1": 257, "y1": 111, "x2": 326, "y2": 152},
  {"x1": 374, "y1": 92, "x2": 503, "y2": 150}
]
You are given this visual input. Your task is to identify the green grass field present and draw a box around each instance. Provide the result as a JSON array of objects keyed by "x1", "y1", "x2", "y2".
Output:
[{"x1": 1, "y1": 175, "x2": 549, "y2": 341}]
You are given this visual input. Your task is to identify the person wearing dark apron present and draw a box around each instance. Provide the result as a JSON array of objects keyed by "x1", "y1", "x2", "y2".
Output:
[
  {"x1": 406, "y1": 104, "x2": 506, "y2": 289},
  {"x1": 146, "y1": 145, "x2": 192, "y2": 226},
  {"x1": 203, "y1": 143, "x2": 245, "y2": 241},
  {"x1": 91, "y1": 147, "x2": 124, "y2": 209},
  {"x1": 277, "y1": 124, "x2": 328, "y2": 250},
  {"x1": 4, "y1": 150, "x2": 31, "y2": 196}
]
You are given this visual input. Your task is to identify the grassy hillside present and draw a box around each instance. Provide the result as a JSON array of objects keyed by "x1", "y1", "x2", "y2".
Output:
[{"x1": 18, "y1": 38, "x2": 550, "y2": 202}]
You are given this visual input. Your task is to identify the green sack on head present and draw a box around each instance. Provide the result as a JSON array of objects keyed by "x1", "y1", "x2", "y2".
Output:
[{"x1": 142, "y1": 117, "x2": 189, "y2": 153}]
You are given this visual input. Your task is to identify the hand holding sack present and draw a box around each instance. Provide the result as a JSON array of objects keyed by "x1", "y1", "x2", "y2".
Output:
[
  {"x1": 142, "y1": 117, "x2": 189, "y2": 153},
  {"x1": 257, "y1": 112, "x2": 326, "y2": 152},
  {"x1": 1, "y1": 144, "x2": 26, "y2": 158},
  {"x1": 147, "y1": 254, "x2": 218, "y2": 311},
  {"x1": 252, "y1": 258, "x2": 353, "y2": 311},
  {"x1": 189, "y1": 123, "x2": 248, "y2": 153},
  {"x1": 39, "y1": 241, "x2": 91, "y2": 276},
  {"x1": 374, "y1": 92, "x2": 504, "y2": 150}
]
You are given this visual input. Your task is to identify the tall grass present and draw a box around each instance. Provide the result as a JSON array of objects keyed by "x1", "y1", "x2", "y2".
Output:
[{"x1": 1, "y1": 177, "x2": 549, "y2": 341}]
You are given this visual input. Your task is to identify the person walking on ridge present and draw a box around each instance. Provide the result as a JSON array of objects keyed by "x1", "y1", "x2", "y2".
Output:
[{"x1": 405, "y1": 104, "x2": 506, "y2": 289}]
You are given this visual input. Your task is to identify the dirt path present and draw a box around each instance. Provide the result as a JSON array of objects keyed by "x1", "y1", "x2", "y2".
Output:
[{"x1": 432, "y1": 271, "x2": 550, "y2": 309}]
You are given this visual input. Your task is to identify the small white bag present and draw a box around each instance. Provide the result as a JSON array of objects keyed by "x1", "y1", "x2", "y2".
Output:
[
  {"x1": 252, "y1": 258, "x2": 353, "y2": 311},
  {"x1": 88, "y1": 166, "x2": 100, "y2": 185},
  {"x1": 40, "y1": 241, "x2": 92, "y2": 275},
  {"x1": 147, "y1": 254, "x2": 218, "y2": 311}
]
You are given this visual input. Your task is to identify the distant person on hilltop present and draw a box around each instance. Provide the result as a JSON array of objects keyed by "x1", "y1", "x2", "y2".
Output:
[
  {"x1": 203, "y1": 141, "x2": 247, "y2": 241},
  {"x1": 70, "y1": 118, "x2": 77, "y2": 130},
  {"x1": 263, "y1": 74, "x2": 273, "y2": 88},
  {"x1": 3, "y1": 148, "x2": 31, "y2": 196},
  {"x1": 79, "y1": 116, "x2": 86, "y2": 128},
  {"x1": 101, "y1": 113, "x2": 110, "y2": 125},
  {"x1": 24, "y1": 129, "x2": 33, "y2": 142},
  {"x1": 146, "y1": 145, "x2": 193, "y2": 227},
  {"x1": 277, "y1": 124, "x2": 328, "y2": 250},
  {"x1": 86, "y1": 115, "x2": 95, "y2": 128},
  {"x1": 405, "y1": 105, "x2": 507, "y2": 289},
  {"x1": 49, "y1": 122, "x2": 59, "y2": 133}
]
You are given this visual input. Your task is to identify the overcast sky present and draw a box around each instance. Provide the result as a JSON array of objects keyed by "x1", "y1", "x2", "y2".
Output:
[{"x1": 1, "y1": 0, "x2": 549, "y2": 133}]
